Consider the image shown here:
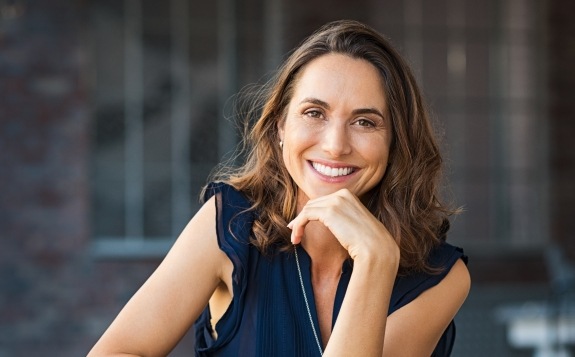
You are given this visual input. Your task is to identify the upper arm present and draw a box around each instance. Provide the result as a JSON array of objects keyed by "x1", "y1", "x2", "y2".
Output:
[
  {"x1": 382, "y1": 258, "x2": 471, "y2": 357},
  {"x1": 88, "y1": 196, "x2": 230, "y2": 357}
]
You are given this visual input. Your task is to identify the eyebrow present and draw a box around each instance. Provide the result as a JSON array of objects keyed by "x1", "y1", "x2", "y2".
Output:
[
  {"x1": 299, "y1": 97, "x2": 385, "y2": 119},
  {"x1": 299, "y1": 97, "x2": 331, "y2": 109},
  {"x1": 352, "y1": 107, "x2": 385, "y2": 119}
]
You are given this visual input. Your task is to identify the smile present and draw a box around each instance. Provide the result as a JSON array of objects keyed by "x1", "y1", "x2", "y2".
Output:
[{"x1": 311, "y1": 162, "x2": 355, "y2": 177}]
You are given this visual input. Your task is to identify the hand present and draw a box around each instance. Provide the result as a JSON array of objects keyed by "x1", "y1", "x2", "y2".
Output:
[{"x1": 287, "y1": 189, "x2": 399, "y2": 262}]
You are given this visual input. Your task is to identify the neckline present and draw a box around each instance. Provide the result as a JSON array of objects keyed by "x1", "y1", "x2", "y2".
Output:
[
  {"x1": 297, "y1": 244, "x2": 353, "y2": 275},
  {"x1": 294, "y1": 244, "x2": 353, "y2": 335}
]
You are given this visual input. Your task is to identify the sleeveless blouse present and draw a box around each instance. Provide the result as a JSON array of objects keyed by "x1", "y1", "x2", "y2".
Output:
[{"x1": 194, "y1": 182, "x2": 467, "y2": 357}]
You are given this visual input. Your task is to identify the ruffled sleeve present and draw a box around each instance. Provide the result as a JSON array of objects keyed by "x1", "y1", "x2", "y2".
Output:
[{"x1": 195, "y1": 182, "x2": 255, "y2": 352}]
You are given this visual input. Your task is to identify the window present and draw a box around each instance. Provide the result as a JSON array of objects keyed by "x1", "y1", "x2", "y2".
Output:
[
  {"x1": 89, "y1": 0, "x2": 236, "y2": 258},
  {"x1": 373, "y1": 0, "x2": 548, "y2": 250}
]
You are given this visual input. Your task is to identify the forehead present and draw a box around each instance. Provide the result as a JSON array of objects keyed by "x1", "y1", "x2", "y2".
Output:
[{"x1": 290, "y1": 53, "x2": 387, "y2": 109}]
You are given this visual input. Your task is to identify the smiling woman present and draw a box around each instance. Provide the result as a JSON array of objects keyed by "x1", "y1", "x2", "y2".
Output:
[
  {"x1": 88, "y1": 20, "x2": 470, "y2": 357},
  {"x1": 279, "y1": 54, "x2": 392, "y2": 203}
]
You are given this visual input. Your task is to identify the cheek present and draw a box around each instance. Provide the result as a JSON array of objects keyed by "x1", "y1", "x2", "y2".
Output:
[
  {"x1": 356, "y1": 135, "x2": 391, "y2": 162},
  {"x1": 282, "y1": 127, "x2": 315, "y2": 174},
  {"x1": 284, "y1": 121, "x2": 315, "y2": 150}
]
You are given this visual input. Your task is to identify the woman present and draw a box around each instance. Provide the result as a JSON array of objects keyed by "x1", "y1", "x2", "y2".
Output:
[{"x1": 88, "y1": 20, "x2": 470, "y2": 357}]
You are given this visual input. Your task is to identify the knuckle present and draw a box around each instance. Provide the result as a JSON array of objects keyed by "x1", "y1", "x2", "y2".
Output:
[
  {"x1": 333, "y1": 195, "x2": 346, "y2": 207},
  {"x1": 326, "y1": 205, "x2": 339, "y2": 217}
]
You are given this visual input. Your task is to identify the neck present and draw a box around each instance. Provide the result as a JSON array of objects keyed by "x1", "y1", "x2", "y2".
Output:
[{"x1": 300, "y1": 222, "x2": 349, "y2": 279}]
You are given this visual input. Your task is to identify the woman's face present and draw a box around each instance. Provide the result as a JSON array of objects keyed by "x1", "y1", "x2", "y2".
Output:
[{"x1": 278, "y1": 53, "x2": 392, "y2": 209}]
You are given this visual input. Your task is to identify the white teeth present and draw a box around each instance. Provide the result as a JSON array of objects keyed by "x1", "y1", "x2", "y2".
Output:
[{"x1": 312, "y1": 162, "x2": 353, "y2": 177}]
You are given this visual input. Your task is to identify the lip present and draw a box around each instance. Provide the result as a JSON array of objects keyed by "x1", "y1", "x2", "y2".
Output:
[{"x1": 307, "y1": 160, "x2": 359, "y2": 181}]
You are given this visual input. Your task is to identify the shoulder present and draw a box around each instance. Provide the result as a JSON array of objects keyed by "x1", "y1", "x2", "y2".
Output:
[
  {"x1": 384, "y1": 244, "x2": 470, "y2": 355},
  {"x1": 428, "y1": 242, "x2": 470, "y2": 299},
  {"x1": 441, "y1": 258, "x2": 471, "y2": 298},
  {"x1": 390, "y1": 242, "x2": 468, "y2": 314},
  {"x1": 428, "y1": 241, "x2": 470, "y2": 294},
  {"x1": 435, "y1": 241, "x2": 470, "y2": 290},
  {"x1": 426, "y1": 242, "x2": 470, "y2": 303},
  {"x1": 201, "y1": 182, "x2": 257, "y2": 283},
  {"x1": 406, "y1": 256, "x2": 470, "y2": 324},
  {"x1": 384, "y1": 256, "x2": 469, "y2": 356},
  {"x1": 202, "y1": 181, "x2": 256, "y2": 245},
  {"x1": 428, "y1": 241, "x2": 468, "y2": 269},
  {"x1": 203, "y1": 181, "x2": 252, "y2": 209}
]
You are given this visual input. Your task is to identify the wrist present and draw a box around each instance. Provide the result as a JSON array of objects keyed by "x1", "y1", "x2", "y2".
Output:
[{"x1": 351, "y1": 244, "x2": 400, "y2": 275}]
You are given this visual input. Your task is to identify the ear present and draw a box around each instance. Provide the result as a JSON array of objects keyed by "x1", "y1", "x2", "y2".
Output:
[{"x1": 277, "y1": 118, "x2": 285, "y2": 142}]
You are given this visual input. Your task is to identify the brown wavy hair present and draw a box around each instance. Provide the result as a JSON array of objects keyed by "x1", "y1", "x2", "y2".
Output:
[{"x1": 204, "y1": 19, "x2": 458, "y2": 274}]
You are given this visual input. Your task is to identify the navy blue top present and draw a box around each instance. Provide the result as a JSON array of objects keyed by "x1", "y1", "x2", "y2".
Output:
[{"x1": 194, "y1": 182, "x2": 467, "y2": 357}]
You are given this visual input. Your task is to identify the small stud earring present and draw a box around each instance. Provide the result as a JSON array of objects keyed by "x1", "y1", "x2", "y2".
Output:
[{"x1": 280, "y1": 141, "x2": 283, "y2": 148}]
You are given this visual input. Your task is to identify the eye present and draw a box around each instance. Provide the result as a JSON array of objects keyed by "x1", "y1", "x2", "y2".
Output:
[
  {"x1": 354, "y1": 118, "x2": 376, "y2": 127},
  {"x1": 304, "y1": 109, "x2": 324, "y2": 119}
]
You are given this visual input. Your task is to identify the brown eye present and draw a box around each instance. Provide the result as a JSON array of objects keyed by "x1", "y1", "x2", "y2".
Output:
[
  {"x1": 304, "y1": 110, "x2": 323, "y2": 119},
  {"x1": 355, "y1": 118, "x2": 375, "y2": 127}
]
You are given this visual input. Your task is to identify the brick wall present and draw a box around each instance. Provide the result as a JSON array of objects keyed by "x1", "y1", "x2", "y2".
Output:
[{"x1": 0, "y1": 2, "x2": 192, "y2": 355}]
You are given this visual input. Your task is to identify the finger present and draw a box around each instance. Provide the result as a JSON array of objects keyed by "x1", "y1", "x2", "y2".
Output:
[
  {"x1": 287, "y1": 205, "x2": 327, "y2": 244},
  {"x1": 288, "y1": 218, "x2": 306, "y2": 245},
  {"x1": 289, "y1": 204, "x2": 347, "y2": 245},
  {"x1": 287, "y1": 190, "x2": 364, "y2": 244}
]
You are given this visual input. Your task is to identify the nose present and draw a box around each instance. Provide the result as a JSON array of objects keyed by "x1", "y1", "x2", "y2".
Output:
[{"x1": 321, "y1": 122, "x2": 352, "y2": 157}]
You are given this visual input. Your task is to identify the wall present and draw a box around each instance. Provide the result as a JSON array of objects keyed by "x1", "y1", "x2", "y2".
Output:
[{"x1": 0, "y1": 2, "x2": 192, "y2": 355}]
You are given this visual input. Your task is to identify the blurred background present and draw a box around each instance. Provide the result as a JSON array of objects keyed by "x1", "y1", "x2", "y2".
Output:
[{"x1": 1, "y1": 0, "x2": 574, "y2": 356}]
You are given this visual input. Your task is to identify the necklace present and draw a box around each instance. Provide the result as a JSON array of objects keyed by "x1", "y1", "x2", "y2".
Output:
[{"x1": 294, "y1": 244, "x2": 324, "y2": 356}]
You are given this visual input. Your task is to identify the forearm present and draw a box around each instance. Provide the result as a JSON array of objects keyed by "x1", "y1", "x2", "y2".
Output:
[
  {"x1": 87, "y1": 351, "x2": 141, "y2": 357},
  {"x1": 324, "y1": 255, "x2": 398, "y2": 357}
]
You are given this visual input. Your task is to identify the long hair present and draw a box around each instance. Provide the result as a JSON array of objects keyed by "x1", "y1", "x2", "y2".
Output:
[{"x1": 205, "y1": 19, "x2": 457, "y2": 273}]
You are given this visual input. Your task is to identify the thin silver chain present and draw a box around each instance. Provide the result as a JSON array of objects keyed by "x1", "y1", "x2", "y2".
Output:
[{"x1": 293, "y1": 245, "x2": 324, "y2": 356}]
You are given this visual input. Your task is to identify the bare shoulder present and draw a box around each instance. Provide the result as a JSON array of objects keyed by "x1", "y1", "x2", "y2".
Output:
[
  {"x1": 88, "y1": 196, "x2": 230, "y2": 357},
  {"x1": 383, "y1": 258, "x2": 470, "y2": 356},
  {"x1": 442, "y1": 258, "x2": 471, "y2": 299},
  {"x1": 170, "y1": 195, "x2": 230, "y2": 281},
  {"x1": 407, "y1": 258, "x2": 471, "y2": 318}
]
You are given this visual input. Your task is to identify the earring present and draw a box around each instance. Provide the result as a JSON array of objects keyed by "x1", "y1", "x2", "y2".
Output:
[{"x1": 280, "y1": 140, "x2": 283, "y2": 148}]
